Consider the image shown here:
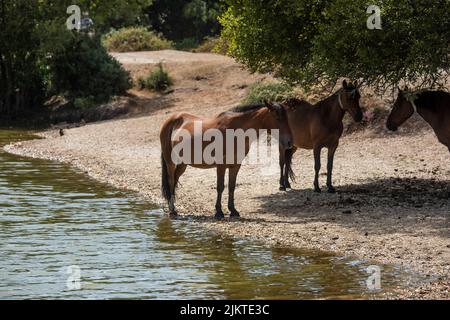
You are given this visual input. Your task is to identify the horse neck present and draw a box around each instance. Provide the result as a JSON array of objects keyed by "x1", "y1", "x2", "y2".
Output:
[
  {"x1": 318, "y1": 94, "x2": 345, "y2": 126},
  {"x1": 415, "y1": 98, "x2": 438, "y2": 129},
  {"x1": 231, "y1": 108, "x2": 272, "y2": 131}
]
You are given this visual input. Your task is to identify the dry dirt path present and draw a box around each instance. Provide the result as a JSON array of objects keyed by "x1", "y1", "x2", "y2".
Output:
[{"x1": 5, "y1": 51, "x2": 450, "y2": 299}]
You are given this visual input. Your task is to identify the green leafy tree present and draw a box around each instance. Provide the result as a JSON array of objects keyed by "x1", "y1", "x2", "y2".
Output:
[
  {"x1": 75, "y1": 0, "x2": 152, "y2": 32},
  {"x1": 0, "y1": 0, "x2": 144, "y2": 117},
  {"x1": 310, "y1": 0, "x2": 450, "y2": 90},
  {"x1": 220, "y1": 0, "x2": 450, "y2": 91},
  {"x1": 146, "y1": 0, "x2": 221, "y2": 42},
  {"x1": 0, "y1": 1, "x2": 45, "y2": 116}
]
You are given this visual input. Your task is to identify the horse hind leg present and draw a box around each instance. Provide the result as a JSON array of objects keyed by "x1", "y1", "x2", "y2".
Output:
[
  {"x1": 279, "y1": 147, "x2": 287, "y2": 191},
  {"x1": 174, "y1": 164, "x2": 187, "y2": 188},
  {"x1": 284, "y1": 147, "x2": 296, "y2": 190},
  {"x1": 168, "y1": 164, "x2": 187, "y2": 217},
  {"x1": 228, "y1": 166, "x2": 241, "y2": 218},
  {"x1": 167, "y1": 164, "x2": 178, "y2": 216},
  {"x1": 161, "y1": 154, "x2": 176, "y2": 215},
  {"x1": 215, "y1": 166, "x2": 226, "y2": 220},
  {"x1": 279, "y1": 147, "x2": 295, "y2": 191}
]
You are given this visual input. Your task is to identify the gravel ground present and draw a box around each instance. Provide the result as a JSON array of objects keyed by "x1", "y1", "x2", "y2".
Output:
[{"x1": 4, "y1": 51, "x2": 449, "y2": 299}]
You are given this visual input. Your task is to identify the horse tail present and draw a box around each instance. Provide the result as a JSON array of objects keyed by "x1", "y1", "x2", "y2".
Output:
[
  {"x1": 285, "y1": 148, "x2": 296, "y2": 182},
  {"x1": 160, "y1": 115, "x2": 183, "y2": 202}
]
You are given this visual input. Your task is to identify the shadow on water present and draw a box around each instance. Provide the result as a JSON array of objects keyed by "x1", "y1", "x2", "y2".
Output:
[{"x1": 0, "y1": 129, "x2": 428, "y2": 299}]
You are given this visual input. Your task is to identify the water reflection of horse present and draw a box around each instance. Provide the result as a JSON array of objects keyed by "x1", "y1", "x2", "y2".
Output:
[
  {"x1": 387, "y1": 89, "x2": 450, "y2": 151},
  {"x1": 160, "y1": 101, "x2": 293, "y2": 219},
  {"x1": 278, "y1": 80, "x2": 364, "y2": 193},
  {"x1": 155, "y1": 218, "x2": 364, "y2": 299}
]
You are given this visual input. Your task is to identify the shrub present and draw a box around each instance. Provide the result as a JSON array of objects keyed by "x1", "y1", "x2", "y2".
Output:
[
  {"x1": 49, "y1": 34, "x2": 132, "y2": 106},
  {"x1": 193, "y1": 37, "x2": 228, "y2": 54},
  {"x1": 138, "y1": 63, "x2": 173, "y2": 91},
  {"x1": 73, "y1": 97, "x2": 95, "y2": 110},
  {"x1": 243, "y1": 81, "x2": 294, "y2": 105},
  {"x1": 175, "y1": 37, "x2": 201, "y2": 51},
  {"x1": 103, "y1": 27, "x2": 173, "y2": 52}
]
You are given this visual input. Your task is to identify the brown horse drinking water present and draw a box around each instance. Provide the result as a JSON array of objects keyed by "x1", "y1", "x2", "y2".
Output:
[
  {"x1": 387, "y1": 89, "x2": 450, "y2": 151},
  {"x1": 279, "y1": 80, "x2": 363, "y2": 192},
  {"x1": 160, "y1": 101, "x2": 293, "y2": 219}
]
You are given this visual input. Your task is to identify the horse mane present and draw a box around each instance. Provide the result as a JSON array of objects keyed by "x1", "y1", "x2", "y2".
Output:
[
  {"x1": 219, "y1": 103, "x2": 266, "y2": 116},
  {"x1": 282, "y1": 98, "x2": 307, "y2": 108},
  {"x1": 229, "y1": 103, "x2": 265, "y2": 113},
  {"x1": 416, "y1": 91, "x2": 450, "y2": 112}
]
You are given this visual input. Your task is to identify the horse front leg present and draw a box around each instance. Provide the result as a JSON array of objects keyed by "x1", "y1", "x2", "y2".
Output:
[
  {"x1": 326, "y1": 143, "x2": 338, "y2": 193},
  {"x1": 313, "y1": 146, "x2": 322, "y2": 193},
  {"x1": 215, "y1": 166, "x2": 226, "y2": 220},
  {"x1": 228, "y1": 165, "x2": 241, "y2": 218}
]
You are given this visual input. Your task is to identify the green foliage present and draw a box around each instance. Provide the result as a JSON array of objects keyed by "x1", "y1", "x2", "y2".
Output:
[
  {"x1": 220, "y1": 0, "x2": 326, "y2": 84},
  {"x1": 0, "y1": 1, "x2": 46, "y2": 115},
  {"x1": 243, "y1": 81, "x2": 294, "y2": 105},
  {"x1": 138, "y1": 63, "x2": 173, "y2": 91},
  {"x1": 146, "y1": 0, "x2": 222, "y2": 43},
  {"x1": 193, "y1": 36, "x2": 228, "y2": 54},
  {"x1": 175, "y1": 37, "x2": 201, "y2": 51},
  {"x1": 68, "y1": 0, "x2": 152, "y2": 33},
  {"x1": 49, "y1": 34, "x2": 132, "y2": 105},
  {"x1": 0, "y1": 0, "x2": 150, "y2": 116},
  {"x1": 102, "y1": 27, "x2": 173, "y2": 52},
  {"x1": 221, "y1": 0, "x2": 450, "y2": 91},
  {"x1": 74, "y1": 97, "x2": 95, "y2": 109}
]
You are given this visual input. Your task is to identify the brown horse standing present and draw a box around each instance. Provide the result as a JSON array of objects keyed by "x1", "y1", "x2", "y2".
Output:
[
  {"x1": 387, "y1": 89, "x2": 450, "y2": 151},
  {"x1": 160, "y1": 101, "x2": 293, "y2": 219},
  {"x1": 279, "y1": 80, "x2": 363, "y2": 192}
]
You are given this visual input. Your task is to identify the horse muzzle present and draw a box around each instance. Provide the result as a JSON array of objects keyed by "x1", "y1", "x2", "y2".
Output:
[
  {"x1": 386, "y1": 122, "x2": 398, "y2": 132},
  {"x1": 353, "y1": 110, "x2": 363, "y2": 123}
]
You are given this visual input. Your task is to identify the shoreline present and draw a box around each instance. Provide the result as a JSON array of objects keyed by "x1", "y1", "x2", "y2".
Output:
[
  {"x1": 5, "y1": 121, "x2": 450, "y2": 300},
  {"x1": 4, "y1": 51, "x2": 449, "y2": 299}
]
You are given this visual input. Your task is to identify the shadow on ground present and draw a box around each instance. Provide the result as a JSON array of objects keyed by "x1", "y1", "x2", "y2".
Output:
[{"x1": 252, "y1": 177, "x2": 450, "y2": 238}]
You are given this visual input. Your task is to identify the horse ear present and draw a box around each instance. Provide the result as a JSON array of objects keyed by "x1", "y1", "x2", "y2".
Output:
[
  {"x1": 353, "y1": 80, "x2": 358, "y2": 87},
  {"x1": 343, "y1": 80, "x2": 348, "y2": 89}
]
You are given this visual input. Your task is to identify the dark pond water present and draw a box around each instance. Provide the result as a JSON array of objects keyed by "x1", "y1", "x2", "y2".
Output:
[{"x1": 0, "y1": 129, "x2": 423, "y2": 299}]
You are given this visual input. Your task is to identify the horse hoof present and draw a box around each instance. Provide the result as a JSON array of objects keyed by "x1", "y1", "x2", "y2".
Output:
[
  {"x1": 215, "y1": 213, "x2": 225, "y2": 220},
  {"x1": 169, "y1": 211, "x2": 178, "y2": 218},
  {"x1": 328, "y1": 187, "x2": 336, "y2": 194},
  {"x1": 314, "y1": 188, "x2": 321, "y2": 193},
  {"x1": 230, "y1": 210, "x2": 240, "y2": 219},
  {"x1": 279, "y1": 186, "x2": 287, "y2": 191}
]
